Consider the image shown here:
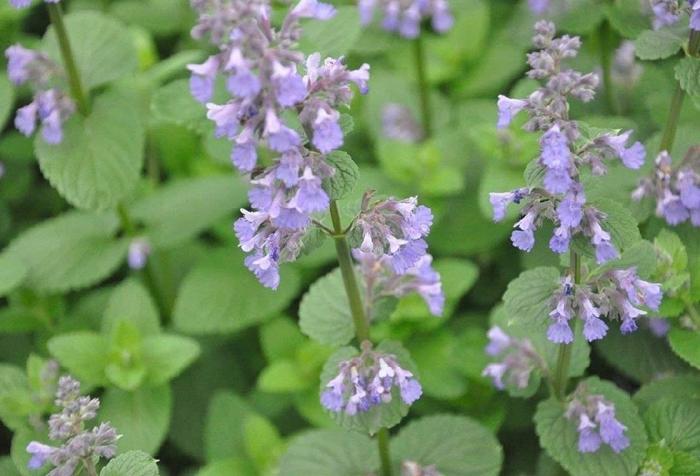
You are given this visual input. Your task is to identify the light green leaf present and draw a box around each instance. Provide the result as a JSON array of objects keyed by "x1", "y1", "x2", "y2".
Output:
[
  {"x1": 668, "y1": 329, "x2": 700, "y2": 370},
  {"x1": 5, "y1": 211, "x2": 127, "y2": 292},
  {"x1": 407, "y1": 331, "x2": 467, "y2": 399},
  {"x1": 0, "y1": 252, "x2": 26, "y2": 297},
  {"x1": 391, "y1": 414, "x2": 503, "y2": 476},
  {"x1": 204, "y1": 391, "x2": 254, "y2": 462},
  {"x1": 243, "y1": 414, "x2": 283, "y2": 472},
  {"x1": 47, "y1": 332, "x2": 109, "y2": 386},
  {"x1": 535, "y1": 377, "x2": 647, "y2": 476},
  {"x1": 299, "y1": 268, "x2": 354, "y2": 347},
  {"x1": 142, "y1": 334, "x2": 201, "y2": 386},
  {"x1": 195, "y1": 459, "x2": 256, "y2": 476},
  {"x1": 644, "y1": 398, "x2": 700, "y2": 457},
  {"x1": 0, "y1": 456, "x2": 21, "y2": 476},
  {"x1": 100, "y1": 451, "x2": 160, "y2": 476},
  {"x1": 552, "y1": 0, "x2": 605, "y2": 34},
  {"x1": 35, "y1": 90, "x2": 145, "y2": 211},
  {"x1": 0, "y1": 73, "x2": 13, "y2": 129},
  {"x1": 0, "y1": 364, "x2": 29, "y2": 431},
  {"x1": 131, "y1": 175, "x2": 248, "y2": 249},
  {"x1": 503, "y1": 267, "x2": 561, "y2": 326},
  {"x1": 635, "y1": 29, "x2": 684, "y2": 60},
  {"x1": 655, "y1": 230, "x2": 688, "y2": 274},
  {"x1": 604, "y1": 0, "x2": 652, "y2": 38},
  {"x1": 323, "y1": 151, "x2": 359, "y2": 200},
  {"x1": 103, "y1": 280, "x2": 161, "y2": 336},
  {"x1": 150, "y1": 79, "x2": 209, "y2": 133},
  {"x1": 99, "y1": 385, "x2": 172, "y2": 455},
  {"x1": 676, "y1": 58, "x2": 700, "y2": 97},
  {"x1": 257, "y1": 360, "x2": 309, "y2": 394},
  {"x1": 173, "y1": 248, "x2": 301, "y2": 335},
  {"x1": 109, "y1": 0, "x2": 192, "y2": 36},
  {"x1": 260, "y1": 317, "x2": 306, "y2": 361},
  {"x1": 43, "y1": 11, "x2": 138, "y2": 90},
  {"x1": 278, "y1": 429, "x2": 378, "y2": 476},
  {"x1": 320, "y1": 341, "x2": 416, "y2": 435},
  {"x1": 298, "y1": 6, "x2": 362, "y2": 58}
]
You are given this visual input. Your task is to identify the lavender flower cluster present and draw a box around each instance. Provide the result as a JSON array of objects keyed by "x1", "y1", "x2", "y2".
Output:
[
  {"x1": 188, "y1": 0, "x2": 369, "y2": 289},
  {"x1": 650, "y1": 0, "x2": 700, "y2": 30},
  {"x1": 566, "y1": 390, "x2": 630, "y2": 454},
  {"x1": 492, "y1": 21, "x2": 646, "y2": 264},
  {"x1": 482, "y1": 326, "x2": 545, "y2": 391},
  {"x1": 5, "y1": 45, "x2": 74, "y2": 144},
  {"x1": 547, "y1": 268, "x2": 662, "y2": 344},
  {"x1": 358, "y1": 0, "x2": 454, "y2": 38},
  {"x1": 633, "y1": 151, "x2": 700, "y2": 227},
  {"x1": 321, "y1": 343, "x2": 422, "y2": 415},
  {"x1": 9, "y1": 0, "x2": 60, "y2": 7},
  {"x1": 26, "y1": 376, "x2": 119, "y2": 475}
]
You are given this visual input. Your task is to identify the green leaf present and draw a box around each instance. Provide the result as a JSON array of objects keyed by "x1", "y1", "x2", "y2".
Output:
[
  {"x1": 150, "y1": 79, "x2": 209, "y2": 133},
  {"x1": 676, "y1": 58, "x2": 700, "y2": 97},
  {"x1": 503, "y1": 267, "x2": 561, "y2": 326},
  {"x1": 142, "y1": 334, "x2": 201, "y2": 386},
  {"x1": 131, "y1": 175, "x2": 248, "y2": 249},
  {"x1": 635, "y1": 375, "x2": 700, "y2": 411},
  {"x1": 278, "y1": 429, "x2": 378, "y2": 476},
  {"x1": 103, "y1": 280, "x2": 161, "y2": 336},
  {"x1": 0, "y1": 73, "x2": 13, "y2": 129},
  {"x1": 0, "y1": 364, "x2": 30, "y2": 431},
  {"x1": 552, "y1": 0, "x2": 605, "y2": 34},
  {"x1": 644, "y1": 397, "x2": 700, "y2": 457},
  {"x1": 99, "y1": 385, "x2": 172, "y2": 455},
  {"x1": 407, "y1": 331, "x2": 467, "y2": 399},
  {"x1": 35, "y1": 89, "x2": 145, "y2": 211},
  {"x1": 0, "y1": 252, "x2": 26, "y2": 297},
  {"x1": 260, "y1": 317, "x2": 306, "y2": 361},
  {"x1": 668, "y1": 329, "x2": 700, "y2": 370},
  {"x1": 655, "y1": 230, "x2": 688, "y2": 274},
  {"x1": 43, "y1": 11, "x2": 137, "y2": 90},
  {"x1": 0, "y1": 456, "x2": 21, "y2": 476},
  {"x1": 298, "y1": 6, "x2": 362, "y2": 58},
  {"x1": 47, "y1": 332, "x2": 109, "y2": 386},
  {"x1": 101, "y1": 451, "x2": 160, "y2": 476},
  {"x1": 391, "y1": 414, "x2": 503, "y2": 476},
  {"x1": 323, "y1": 151, "x2": 359, "y2": 200},
  {"x1": 5, "y1": 211, "x2": 127, "y2": 292},
  {"x1": 572, "y1": 198, "x2": 641, "y2": 260},
  {"x1": 299, "y1": 268, "x2": 354, "y2": 347},
  {"x1": 194, "y1": 459, "x2": 256, "y2": 476},
  {"x1": 635, "y1": 29, "x2": 684, "y2": 60},
  {"x1": 535, "y1": 377, "x2": 647, "y2": 476},
  {"x1": 204, "y1": 391, "x2": 254, "y2": 462},
  {"x1": 257, "y1": 360, "x2": 309, "y2": 393},
  {"x1": 320, "y1": 341, "x2": 417, "y2": 435},
  {"x1": 604, "y1": 0, "x2": 652, "y2": 38},
  {"x1": 173, "y1": 248, "x2": 301, "y2": 335},
  {"x1": 243, "y1": 414, "x2": 283, "y2": 472}
]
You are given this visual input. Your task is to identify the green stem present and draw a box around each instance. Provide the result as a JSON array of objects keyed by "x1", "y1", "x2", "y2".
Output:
[
  {"x1": 413, "y1": 36, "x2": 432, "y2": 139},
  {"x1": 552, "y1": 252, "x2": 580, "y2": 400},
  {"x1": 47, "y1": 3, "x2": 90, "y2": 116},
  {"x1": 658, "y1": 84, "x2": 685, "y2": 154},
  {"x1": 82, "y1": 458, "x2": 98, "y2": 476},
  {"x1": 117, "y1": 204, "x2": 170, "y2": 318},
  {"x1": 377, "y1": 427, "x2": 392, "y2": 476},
  {"x1": 329, "y1": 200, "x2": 370, "y2": 342},
  {"x1": 599, "y1": 20, "x2": 619, "y2": 114},
  {"x1": 328, "y1": 200, "x2": 392, "y2": 476}
]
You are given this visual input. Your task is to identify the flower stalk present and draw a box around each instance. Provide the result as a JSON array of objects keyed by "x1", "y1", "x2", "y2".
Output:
[{"x1": 552, "y1": 251, "x2": 580, "y2": 400}]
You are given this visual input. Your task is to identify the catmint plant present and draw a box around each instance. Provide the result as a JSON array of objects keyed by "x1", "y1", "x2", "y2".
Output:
[
  {"x1": 26, "y1": 376, "x2": 119, "y2": 475},
  {"x1": 566, "y1": 385, "x2": 630, "y2": 454}
]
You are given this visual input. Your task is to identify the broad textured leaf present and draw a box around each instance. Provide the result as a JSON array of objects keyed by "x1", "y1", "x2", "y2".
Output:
[
  {"x1": 47, "y1": 332, "x2": 110, "y2": 386},
  {"x1": 100, "y1": 385, "x2": 172, "y2": 455},
  {"x1": 503, "y1": 267, "x2": 561, "y2": 326},
  {"x1": 668, "y1": 329, "x2": 700, "y2": 370},
  {"x1": 130, "y1": 175, "x2": 248, "y2": 249},
  {"x1": 142, "y1": 334, "x2": 200, "y2": 385},
  {"x1": 635, "y1": 375, "x2": 700, "y2": 411},
  {"x1": 101, "y1": 451, "x2": 160, "y2": 476},
  {"x1": 320, "y1": 341, "x2": 416, "y2": 435},
  {"x1": 43, "y1": 11, "x2": 137, "y2": 89},
  {"x1": 644, "y1": 398, "x2": 700, "y2": 457},
  {"x1": 150, "y1": 79, "x2": 209, "y2": 133},
  {"x1": 173, "y1": 248, "x2": 300, "y2": 335},
  {"x1": 5, "y1": 211, "x2": 127, "y2": 292},
  {"x1": 323, "y1": 151, "x2": 359, "y2": 200},
  {"x1": 0, "y1": 73, "x2": 13, "y2": 129},
  {"x1": 298, "y1": 6, "x2": 362, "y2": 58},
  {"x1": 278, "y1": 429, "x2": 378, "y2": 476},
  {"x1": 391, "y1": 414, "x2": 503, "y2": 476},
  {"x1": 635, "y1": 29, "x2": 684, "y2": 60},
  {"x1": 35, "y1": 90, "x2": 145, "y2": 211},
  {"x1": 535, "y1": 377, "x2": 647, "y2": 476},
  {"x1": 103, "y1": 280, "x2": 160, "y2": 335},
  {"x1": 0, "y1": 252, "x2": 26, "y2": 297},
  {"x1": 676, "y1": 58, "x2": 700, "y2": 97},
  {"x1": 299, "y1": 268, "x2": 354, "y2": 347}
]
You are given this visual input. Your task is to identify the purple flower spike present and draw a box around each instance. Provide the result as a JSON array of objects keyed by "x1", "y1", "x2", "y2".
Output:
[{"x1": 567, "y1": 391, "x2": 630, "y2": 455}]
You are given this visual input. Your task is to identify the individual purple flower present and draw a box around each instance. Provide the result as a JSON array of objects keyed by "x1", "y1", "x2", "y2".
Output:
[
  {"x1": 580, "y1": 295, "x2": 608, "y2": 342},
  {"x1": 528, "y1": 0, "x2": 550, "y2": 15},
  {"x1": 321, "y1": 345, "x2": 422, "y2": 415},
  {"x1": 548, "y1": 281, "x2": 575, "y2": 344},
  {"x1": 646, "y1": 317, "x2": 670, "y2": 337},
  {"x1": 497, "y1": 95, "x2": 528, "y2": 129},
  {"x1": 612, "y1": 267, "x2": 662, "y2": 311},
  {"x1": 489, "y1": 188, "x2": 530, "y2": 222},
  {"x1": 510, "y1": 209, "x2": 539, "y2": 252},
  {"x1": 272, "y1": 62, "x2": 307, "y2": 107},
  {"x1": 540, "y1": 125, "x2": 573, "y2": 194},
  {"x1": 312, "y1": 108, "x2": 343, "y2": 153},
  {"x1": 5, "y1": 44, "x2": 37, "y2": 85},
  {"x1": 599, "y1": 131, "x2": 646, "y2": 170},
  {"x1": 26, "y1": 442, "x2": 53, "y2": 470},
  {"x1": 128, "y1": 238, "x2": 151, "y2": 270},
  {"x1": 264, "y1": 109, "x2": 301, "y2": 152},
  {"x1": 289, "y1": 167, "x2": 329, "y2": 213},
  {"x1": 187, "y1": 56, "x2": 220, "y2": 103},
  {"x1": 566, "y1": 390, "x2": 630, "y2": 454},
  {"x1": 482, "y1": 326, "x2": 546, "y2": 391},
  {"x1": 245, "y1": 251, "x2": 281, "y2": 290}
]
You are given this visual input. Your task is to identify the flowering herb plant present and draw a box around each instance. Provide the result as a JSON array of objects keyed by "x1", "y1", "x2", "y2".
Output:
[{"x1": 0, "y1": 1, "x2": 700, "y2": 476}]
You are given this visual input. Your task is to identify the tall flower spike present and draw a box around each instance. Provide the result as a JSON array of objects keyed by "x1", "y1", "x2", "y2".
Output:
[
  {"x1": 491, "y1": 21, "x2": 645, "y2": 262},
  {"x1": 358, "y1": 0, "x2": 454, "y2": 38},
  {"x1": 566, "y1": 388, "x2": 630, "y2": 454}
]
